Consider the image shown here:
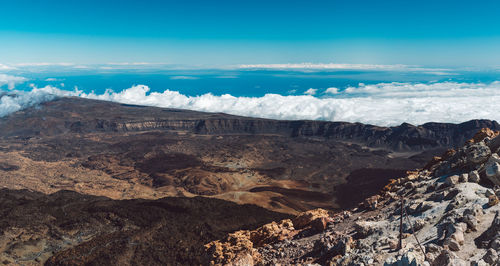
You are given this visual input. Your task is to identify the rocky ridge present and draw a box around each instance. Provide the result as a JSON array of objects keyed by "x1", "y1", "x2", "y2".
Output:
[
  {"x1": 2, "y1": 97, "x2": 498, "y2": 152},
  {"x1": 3, "y1": 97, "x2": 498, "y2": 214},
  {"x1": 205, "y1": 128, "x2": 500, "y2": 265}
]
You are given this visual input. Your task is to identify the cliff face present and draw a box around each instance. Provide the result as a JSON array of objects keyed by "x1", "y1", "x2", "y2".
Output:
[
  {"x1": 117, "y1": 119, "x2": 500, "y2": 151},
  {"x1": 1, "y1": 97, "x2": 498, "y2": 152}
]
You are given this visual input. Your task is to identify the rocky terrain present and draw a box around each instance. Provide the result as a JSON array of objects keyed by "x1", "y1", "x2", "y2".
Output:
[
  {"x1": 1, "y1": 96, "x2": 500, "y2": 265},
  {"x1": 0, "y1": 97, "x2": 498, "y2": 213},
  {"x1": 0, "y1": 189, "x2": 291, "y2": 265},
  {"x1": 205, "y1": 128, "x2": 500, "y2": 265}
]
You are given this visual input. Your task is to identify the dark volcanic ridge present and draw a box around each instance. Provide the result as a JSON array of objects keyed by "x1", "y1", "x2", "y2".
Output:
[
  {"x1": 2, "y1": 97, "x2": 498, "y2": 152},
  {"x1": 0, "y1": 97, "x2": 498, "y2": 213}
]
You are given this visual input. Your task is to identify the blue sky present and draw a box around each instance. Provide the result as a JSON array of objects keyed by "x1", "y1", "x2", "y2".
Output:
[{"x1": 1, "y1": 0, "x2": 500, "y2": 66}]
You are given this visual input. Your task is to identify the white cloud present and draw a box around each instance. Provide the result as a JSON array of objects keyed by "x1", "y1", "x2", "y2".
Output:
[
  {"x1": 239, "y1": 63, "x2": 407, "y2": 70},
  {"x1": 0, "y1": 62, "x2": 460, "y2": 74},
  {"x1": 105, "y1": 62, "x2": 156, "y2": 66},
  {"x1": 215, "y1": 75, "x2": 238, "y2": 79},
  {"x1": 423, "y1": 71, "x2": 458, "y2": 76},
  {"x1": 97, "y1": 63, "x2": 169, "y2": 70},
  {"x1": 14, "y1": 62, "x2": 74, "y2": 67},
  {"x1": 0, "y1": 64, "x2": 15, "y2": 70},
  {"x1": 0, "y1": 74, "x2": 27, "y2": 89},
  {"x1": 2, "y1": 81, "x2": 500, "y2": 126},
  {"x1": 170, "y1": 76, "x2": 199, "y2": 80},
  {"x1": 5, "y1": 62, "x2": 165, "y2": 71},
  {"x1": 0, "y1": 85, "x2": 72, "y2": 117},
  {"x1": 304, "y1": 88, "x2": 317, "y2": 95},
  {"x1": 72, "y1": 65, "x2": 90, "y2": 69},
  {"x1": 45, "y1": 78, "x2": 60, "y2": 81},
  {"x1": 325, "y1": 87, "x2": 339, "y2": 94},
  {"x1": 77, "y1": 81, "x2": 500, "y2": 126},
  {"x1": 238, "y1": 63, "x2": 452, "y2": 73},
  {"x1": 338, "y1": 81, "x2": 500, "y2": 98}
]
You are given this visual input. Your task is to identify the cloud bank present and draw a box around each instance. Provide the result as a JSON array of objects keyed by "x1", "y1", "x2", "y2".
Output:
[
  {"x1": 239, "y1": 63, "x2": 409, "y2": 70},
  {"x1": 80, "y1": 81, "x2": 500, "y2": 126},
  {"x1": 237, "y1": 63, "x2": 453, "y2": 74},
  {"x1": 0, "y1": 74, "x2": 27, "y2": 89},
  {"x1": 0, "y1": 86, "x2": 71, "y2": 117},
  {"x1": 1, "y1": 81, "x2": 500, "y2": 126},
  {"x1": 0, "y1": 62, "x2": 456, "y2": 74}
]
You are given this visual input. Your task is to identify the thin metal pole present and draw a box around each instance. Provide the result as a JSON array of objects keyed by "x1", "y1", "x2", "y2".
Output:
[
  {"x1": 403, "y1": 204, "x2": 428, "y2": 262},
  {"x1": 398, "y1": 196, "x2": 404, "y2": 250}
]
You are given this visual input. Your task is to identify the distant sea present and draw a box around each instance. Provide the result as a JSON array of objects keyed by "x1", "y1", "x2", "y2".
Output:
[{"x1": 11, "y1": 68, "x2": 500, "y2": 97}]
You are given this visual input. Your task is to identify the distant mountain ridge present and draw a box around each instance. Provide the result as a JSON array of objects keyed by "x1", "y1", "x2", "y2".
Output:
[{"x1": 1, "y1": 97, "x2": 498, "y2": 152}]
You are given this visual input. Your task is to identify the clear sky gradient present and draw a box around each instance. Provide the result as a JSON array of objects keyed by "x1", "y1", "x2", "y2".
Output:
[{"x1": 1, "y1": 0, "x2": 499, "y2": 66}]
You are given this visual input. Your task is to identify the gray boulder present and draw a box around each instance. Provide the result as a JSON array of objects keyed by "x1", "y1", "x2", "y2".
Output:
[
  {"x1": 468, "y1": 170, "x2": 481, "y2": 183},
  {"x1": 458, "y1": 173, "x2": 468, "y2": 182},
  {"x1": 482, "y1": 248, "x2": 498, "y2": 265},
  {"x1": 466, "y1": 142, "x2": 491, "y2": 164},
  {"x1": 488, "y1": 134, "x2": 500, "y2": 154},
  {"x1": 430, "y1": 250, "x2": 466, "y2": 266},
  {"x1": 471, "y1": 259, "x2": 489, "y2": 266},
  {"x1": 485, "y1": 154, "x2": 500, "y2": 186},
  {"x1": 384, "y1": 251, "x2": 421, "y2": 266},
  {"x1": 445, "y1": 175, "x2": 460, "y2": 186}
]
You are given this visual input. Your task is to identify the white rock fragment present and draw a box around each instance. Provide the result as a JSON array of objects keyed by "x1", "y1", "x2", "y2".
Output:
[{"x1": 445, "y1": 175, "x2": 460, "y2": 186}]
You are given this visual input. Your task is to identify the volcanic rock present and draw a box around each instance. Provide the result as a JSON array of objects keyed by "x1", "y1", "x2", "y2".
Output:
[
  {"x1": 354, "y1": 221, "x2": 379, "y2": 238},
  {"x1": 459, "y1": 173, "x2": 468, "y2": 182},
  {"x1": 208, "y1": 128, "x2": 500, "y2": 265},
  {"x1": 292, "y1": 209, "x2": 330, "y2": 229},
  {"x1": 485, "y1": 155, "x2": 500, "y2": 186},
  {"x1": 431, "y1": 250, "x2": 465, "y2": 266},
  {"x1": 310, "y1": 217, "x2": 330, "y2": 232},
  {"x1": 466, "y1": 142, "x2": 491, "y2": 164},
  {"x1": 469, "y1": 170, "x2": 481, "y2": 183},
  {"x1": 489, "y1": 195, "x2": 500, "y2": 207},
  {"x1": 0, "y1": 189, "x2": 290, "y2": 265},
  {"x1": 445, "y1": 175, "x2": 460, "y2": 186},
  {"x1": 482, "y1": 248, "x2": 498, "y2": 264},
  {"x1": 468, "y1": 128, "x2": 500, "y2": 144}
]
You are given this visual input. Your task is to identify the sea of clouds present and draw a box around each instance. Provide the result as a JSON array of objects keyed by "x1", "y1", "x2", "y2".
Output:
[{"x1": 1, "y1": 74, "x2": 500, "y2": 126}]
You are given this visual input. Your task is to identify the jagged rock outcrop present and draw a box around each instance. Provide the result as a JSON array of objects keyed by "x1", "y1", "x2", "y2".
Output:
[
  {"x1": 204, "y1": 208, "x2": 339, "y2": 265},
  {"x1": 292, "y1": 209, "x2": 331, "y2": 229},
  {"x1": 208, "y1": 129, "x2": 500, "y2": 265}
]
